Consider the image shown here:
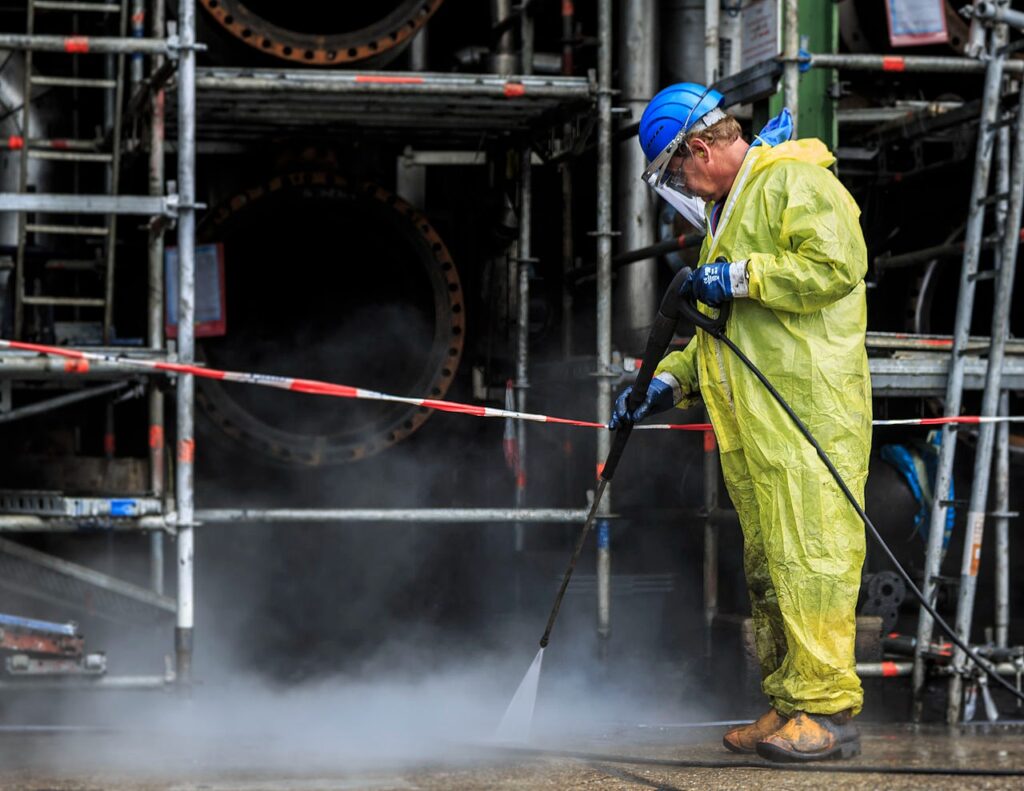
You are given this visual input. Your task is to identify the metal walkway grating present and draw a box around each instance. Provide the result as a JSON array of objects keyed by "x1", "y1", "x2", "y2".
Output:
[
  {"x1": 0, "y1": 537, "x2": 174, "y2": 624},
  {"x1": 172, "y1": 68, "x2": 596, "y2": 142}
]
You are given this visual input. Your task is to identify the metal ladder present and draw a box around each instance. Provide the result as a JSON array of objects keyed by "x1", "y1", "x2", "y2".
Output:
[
  {"x1": 13, "y1": 0, "x2": 129, "y2": 344},
  {"x1": 911, "y1": 13, "x2": 1024, "y2": 723}
]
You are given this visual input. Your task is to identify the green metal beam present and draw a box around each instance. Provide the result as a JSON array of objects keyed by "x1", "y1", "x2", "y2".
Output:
[{"x1": 768, "y1": 0, "x2": 838, "y2": 148}]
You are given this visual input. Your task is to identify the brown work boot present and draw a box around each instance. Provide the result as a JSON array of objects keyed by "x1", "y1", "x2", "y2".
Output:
[
  {"x1": 722, "y1": 709, "x2": 788, "y2": 753},
  {"x1": 755, "y1": 710, "x2": 861, "y2": 762}
]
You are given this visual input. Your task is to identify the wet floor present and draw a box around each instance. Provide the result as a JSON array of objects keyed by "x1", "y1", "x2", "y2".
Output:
[{"x1": 0, "y1": 721, "x2": 1021, "y2": 790}]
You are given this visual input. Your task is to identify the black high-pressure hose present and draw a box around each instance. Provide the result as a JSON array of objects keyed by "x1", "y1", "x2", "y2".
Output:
[
  {"x1": 673, "y1": 279, "x2": 1024, "y2": 708},
  {"x1": 541, "y1": 265, "x2": 1023, "y2": 707}
]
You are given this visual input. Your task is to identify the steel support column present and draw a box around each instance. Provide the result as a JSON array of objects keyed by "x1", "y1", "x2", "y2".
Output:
[
  {"x1": 148, "y1": 0, "x2": 167, "y2": 596},
  {"x1": 702, "y1": 418, "x2": 718, "y2": 661},
  {"x1": 174, "y1": 0, "x2": 196, "y2": 685},
  {"x1": 615, "y1": 0, "x2": 658, "y2": 354},
  {"x1": 704, "y1": 0, "x2": 719, "y2": 85},
  {"x1": 782, "y1": 0, "x2": 799, "y2": 134},
  {"x1": 514, "y1": 148, "x2": 532, "y2": 556},
  {"x1": 994, "y1": 391, "x2": 1011, "y2": 648},
  {"x1": 771, "y1": 1, "x2": 839, "y2": 147},
  {"x1": 946, "y1": 75, "x2": 1024, "y2": 724},
  {"x1": 595, "y1": 0, "x2": 614, "y2": 654},
  {"x1": 912, "y1": 39, "x2": 1005, "y2": 721}
]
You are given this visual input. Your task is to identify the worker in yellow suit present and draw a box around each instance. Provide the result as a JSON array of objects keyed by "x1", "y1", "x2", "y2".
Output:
[{"x1": 609, "y1": 83, "x2": 871, "y2": 763}]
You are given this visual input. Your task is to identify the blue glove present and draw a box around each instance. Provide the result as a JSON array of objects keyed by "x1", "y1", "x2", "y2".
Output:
[
  {"x1": 608, "y1": 378, "x2": 676, "y2": 430},
  {"x1": 680, "y1": 261, "x2": 748, "y2": 307}
]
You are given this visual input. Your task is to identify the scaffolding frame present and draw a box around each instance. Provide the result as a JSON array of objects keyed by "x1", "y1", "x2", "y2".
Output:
[
  {"x1": 0, "y1": 0, "x2": 601, "y2": 689},
  {"x1": 0, "y1": 0, "x2": 195, "y2": 688},
  {"x1": 0, "y1": 0, "x2": 1018, "y2": 721}
]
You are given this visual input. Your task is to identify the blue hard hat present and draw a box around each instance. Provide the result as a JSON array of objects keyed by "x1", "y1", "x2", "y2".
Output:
[{"x1": 638, "y1": 83, "x2": 725, "y2": 162}]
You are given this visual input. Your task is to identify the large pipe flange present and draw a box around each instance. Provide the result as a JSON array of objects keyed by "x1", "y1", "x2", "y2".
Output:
[
  {"x1": 197, "y1": 170, "x2": 464, "y2": 467},
  {"x1": 198, "y1": 0, "x2": 444, "y2": 66}
]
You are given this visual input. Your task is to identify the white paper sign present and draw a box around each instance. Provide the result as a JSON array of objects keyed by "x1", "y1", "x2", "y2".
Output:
[
  {"x1": 886, "y1": 0, "x2": 948, "y2": 47},
  {"x1": 741, "y1": 0, "x2": 781, "y2": 71}
]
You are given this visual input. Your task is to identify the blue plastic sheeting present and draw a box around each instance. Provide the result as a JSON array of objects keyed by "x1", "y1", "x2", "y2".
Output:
[
  {"x1": 880, "y1": 431, "x2": 954, "y2": 550},
  {"x1": 0, "y1": 612, "x2": 77, "y2": 636},
  {"x1": 751, "y1": 108, "x2": 794, "y2": 148},
  {"x1": 109, "y1": 499, "x2": 138, "y2": 517}
]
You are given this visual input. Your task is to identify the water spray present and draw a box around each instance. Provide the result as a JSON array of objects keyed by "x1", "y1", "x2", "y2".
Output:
[{"x1": 496, "y1": 266, "x2": 726, "y2": 741}]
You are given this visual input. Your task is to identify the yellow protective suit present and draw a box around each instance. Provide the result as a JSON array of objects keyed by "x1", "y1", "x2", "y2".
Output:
[{"x1": 655, "y1": 139, "x2": 872, "y2": 716}]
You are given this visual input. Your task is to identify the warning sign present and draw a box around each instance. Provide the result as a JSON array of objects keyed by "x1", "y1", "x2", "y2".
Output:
[
  {"x1": 885, "y1": 0, "x2": 948, "y2": 47},
  {"x1": 165, "y1": 243, "x2": 227, "y2": 338},
  {"x1": 742, "y1": 0, "x2": 780, "y2": 71},
  {"x1": 963, "y1": 511, "x2": 985, "y2": 578}
]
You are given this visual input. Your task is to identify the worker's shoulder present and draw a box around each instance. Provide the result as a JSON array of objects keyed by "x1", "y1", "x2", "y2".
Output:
[
  {"x1": 758, "y1": 156, "x2": 835, "y2": 184},
  {"x1": 755, "y1": 156, "x2": 849, "y2": 202},
  {"x1": 747, "y1": 156, "x2": 862, "y2": 220}
]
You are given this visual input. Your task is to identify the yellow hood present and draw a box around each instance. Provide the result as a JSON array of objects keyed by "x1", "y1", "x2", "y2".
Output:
[{"x1": 749, "y1": 138, "x2": 836, "y2": 175}]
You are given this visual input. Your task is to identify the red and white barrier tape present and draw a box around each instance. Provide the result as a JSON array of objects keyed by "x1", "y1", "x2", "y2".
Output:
[
  {"x1": 1, "y1": 339, "x2": 1021, "y2": 433},
  {"x1": 872, "y1": 416, "x2": 1024, "y2": 427},
  {"x1": 0, "y1": 339, "x2": 703, "y2": 431}
]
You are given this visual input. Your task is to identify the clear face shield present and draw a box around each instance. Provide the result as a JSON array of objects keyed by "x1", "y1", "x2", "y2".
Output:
[
  {"x1": 642, "y1": 129, "x2": 693, "y2": 194},
  {"x1": 641, "y1": 105, "x2": 727, "y2": 198}
]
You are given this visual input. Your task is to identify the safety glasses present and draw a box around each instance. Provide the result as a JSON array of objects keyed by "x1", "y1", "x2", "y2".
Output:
[{"x1": 664, "y1": 144, "x2": 696, "y2": 195}]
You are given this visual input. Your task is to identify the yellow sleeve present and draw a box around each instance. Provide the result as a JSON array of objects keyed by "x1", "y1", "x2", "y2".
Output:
[
  {"x1": 654, "y1": 337, "x2": 701, "y2": 410},
  {"x1": 745, "y1": 164, "x2": 867, "y2": 314}
]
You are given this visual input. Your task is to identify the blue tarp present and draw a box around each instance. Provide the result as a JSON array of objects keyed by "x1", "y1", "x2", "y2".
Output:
[{"x1": 880, "y1": 430, "x2": 954, "y2": 550}]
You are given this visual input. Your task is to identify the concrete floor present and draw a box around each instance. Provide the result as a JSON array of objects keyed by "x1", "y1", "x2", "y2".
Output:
[{"x1": 0, "y1": 722, "x2": 1021, "y2": 790}]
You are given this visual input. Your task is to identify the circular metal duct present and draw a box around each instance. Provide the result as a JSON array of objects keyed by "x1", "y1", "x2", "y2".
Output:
[
  {"x1": 197, "y1": 171, "x2": 464, "y2": 466},
  {"x1": 198, "y1": 0, "x2": 444, "y2": 66}
]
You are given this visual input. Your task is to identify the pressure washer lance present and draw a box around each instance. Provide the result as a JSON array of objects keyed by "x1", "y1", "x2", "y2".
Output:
[
  {"x1": 538, "y1": 265, "x2": 725, "y2": 649},
  {"x1": 495, "y1": 266, "x2": 715, "y2": 743}
]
